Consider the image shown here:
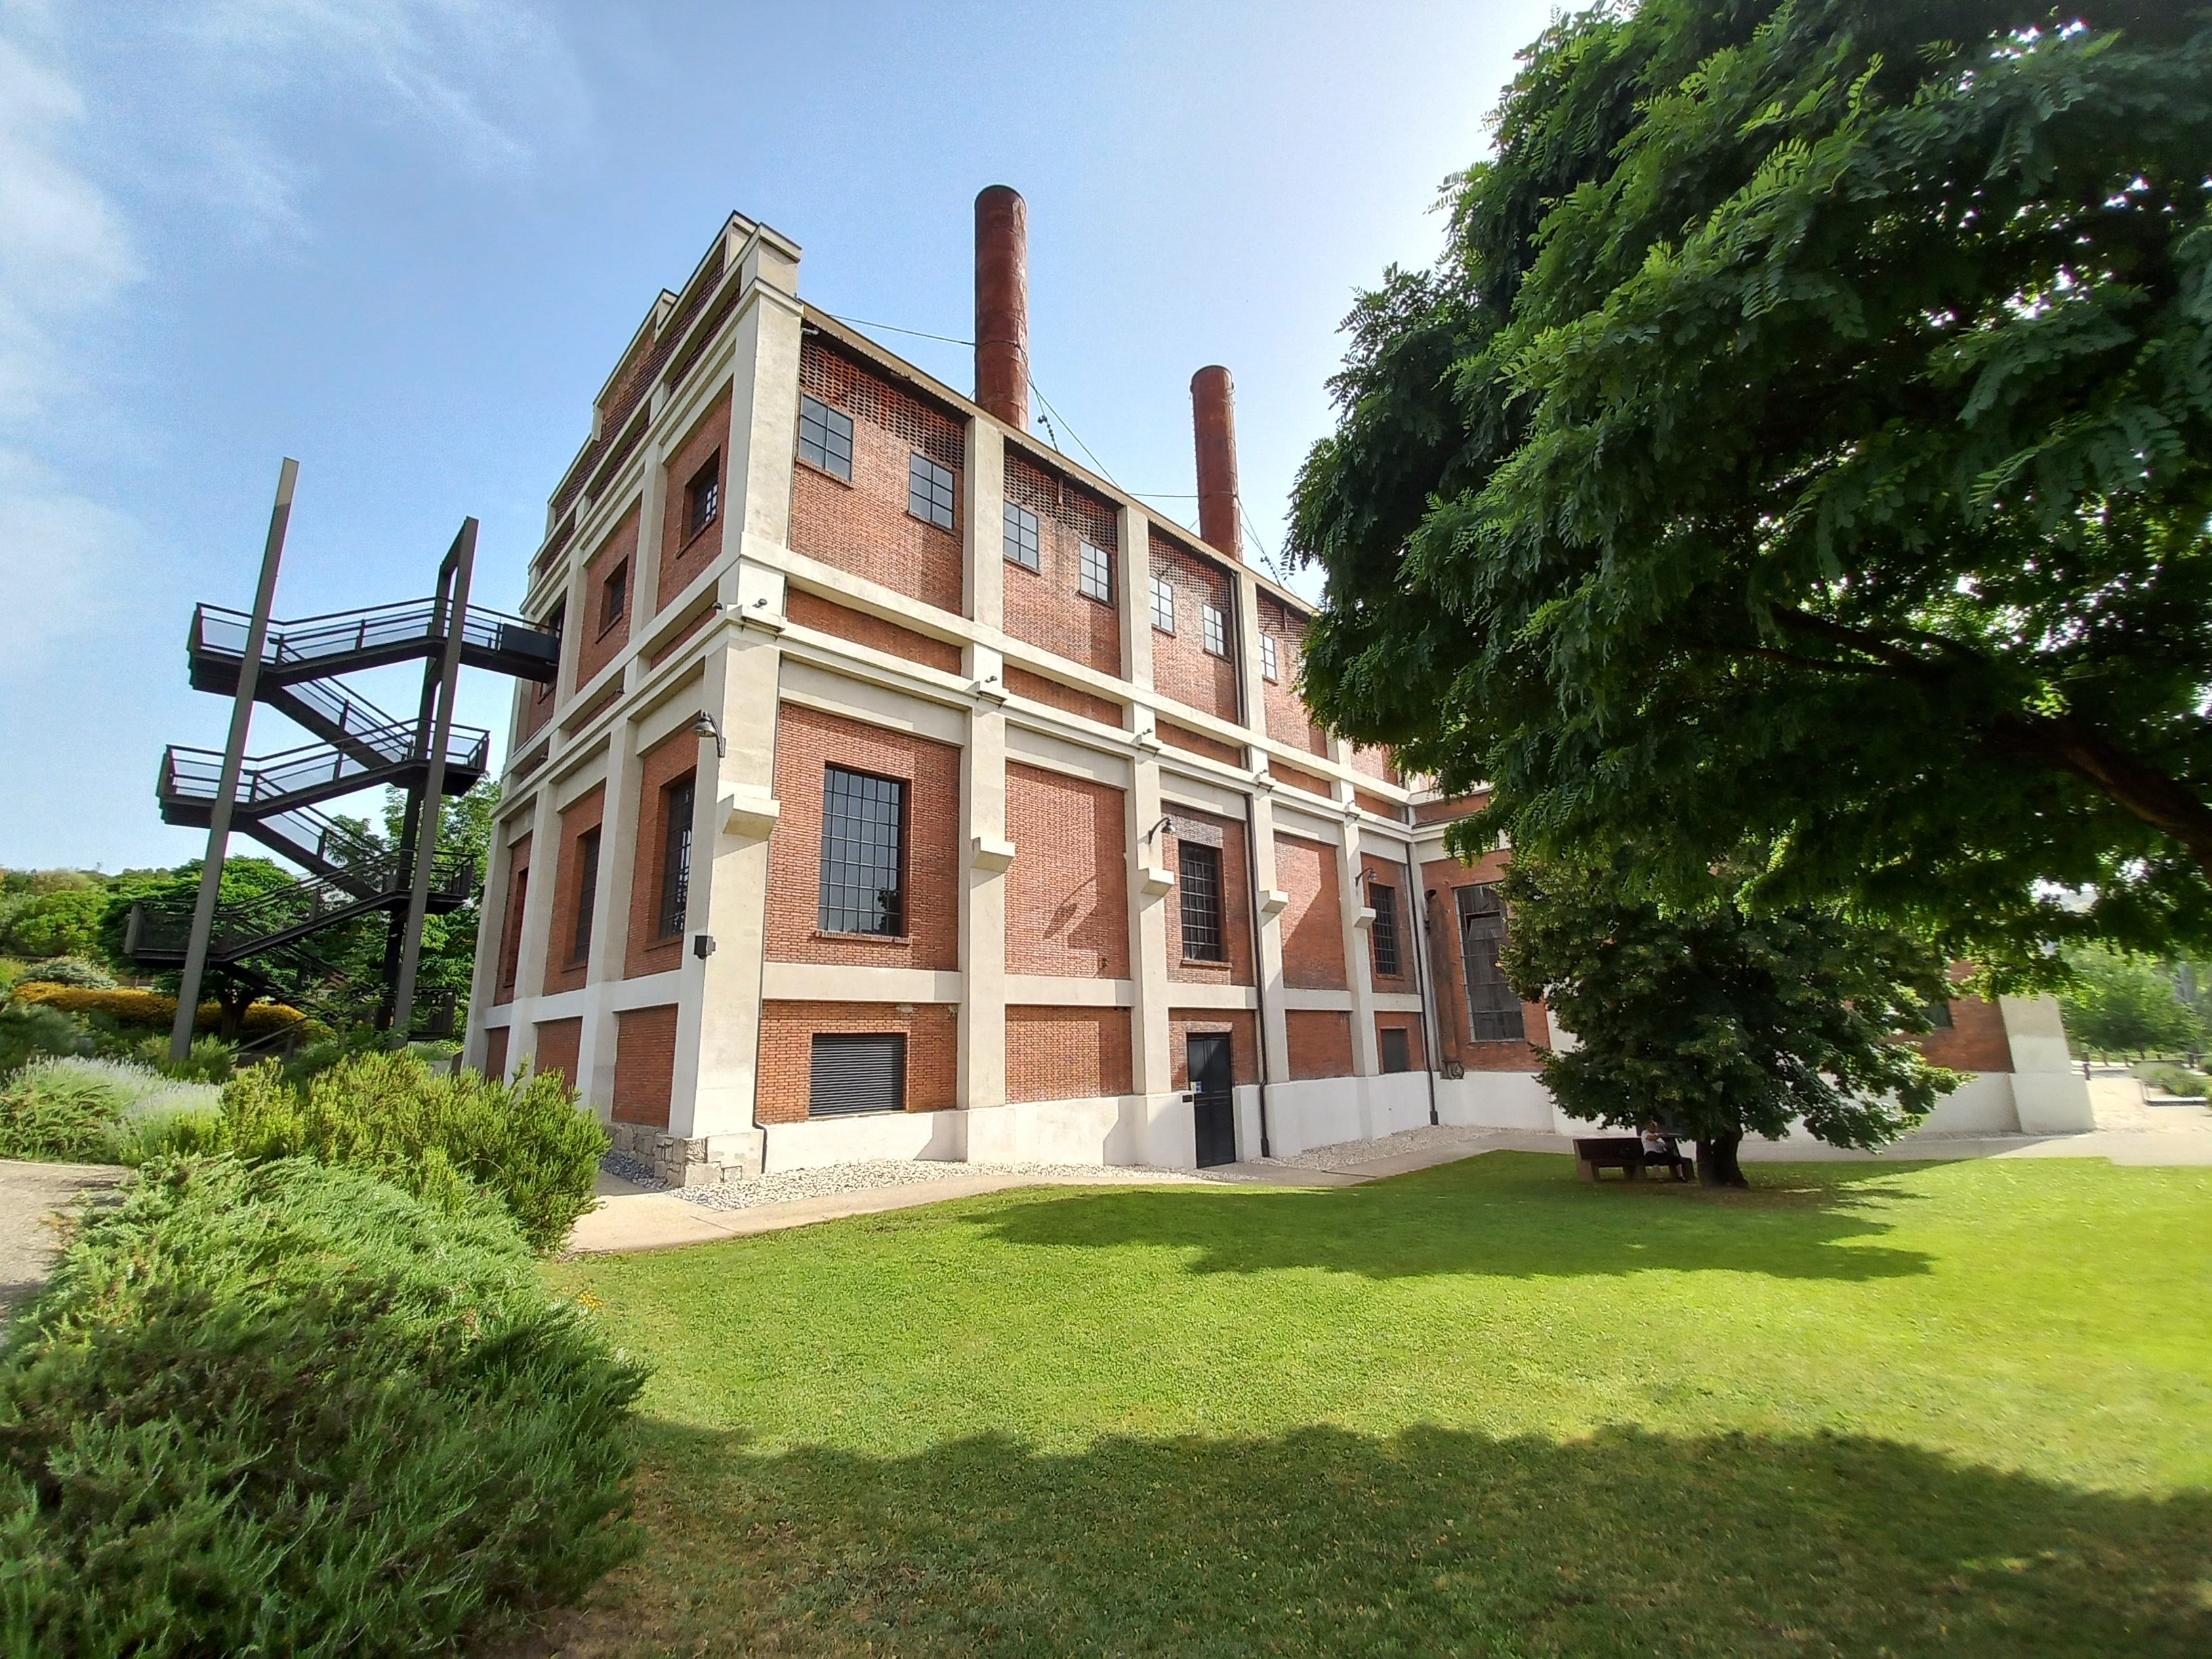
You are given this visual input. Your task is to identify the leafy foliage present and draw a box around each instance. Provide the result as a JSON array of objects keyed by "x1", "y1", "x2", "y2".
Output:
[
  {"x1": 1289, "y1": 2, "x2": 2212, "y2": 980},
  {"x1": 2057, "y1": 945, "x2": 2204, "y2": 1054},
  {"x1": 1498, "y1": 856, "x2": 1959, "y2": 1183},
  {"x1": 0, "y1": 1156, "x2": 644, "y2": 1657},
  {"x1": 7, "y1": 982, "x2": 306, "y2": 1039},
  {"x1": 0, "y1": 1058, "x2": 226, "y2": 1164},
  {"x1": 0, "y1": 1004, "x2": 94, "y2": 1076},
  {"x1": 15, "y1": 956, "x2": 113, "y2": 989}
]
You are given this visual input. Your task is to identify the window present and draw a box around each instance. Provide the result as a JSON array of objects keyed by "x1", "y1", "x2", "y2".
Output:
[
  {"x1": 809, "y1": 1032, "x2": 905, "y2": 1118},
  {"x1": 819, "y1": 766, "x2": 905, "y2": 936},
  {"x1": 1369, "y1": 880, "x2": 1401, "y2": 977},
  {"x1": 909, "y1": 453, "x2": 956, "y2": 529},
  {"x1": 1457, "y1": 883, "x2": 1525, "y2": 1042},
  {"x1": 1149, "y1": 573, "x2": 1175, "y2": 633},
  {"x1": 1004, "y1": 501, "x2": 1040, "y2": 571},
  {"x1": 1925, "y1": 999, "x2": 1955, "y2": 1030},
  {"x1": 1201, "y1": 603, "x2": 1228, "y2": 657},
  {"x1": 533, "y1": 604, "x2": 564, "y2": 705},
  {"x1": 1261, "y1": 634, "x2": 1279, "y2": 682},
  {"x1": 1078, "y1": 539, "x2": 1111, "y2": 603},
  {"x1": 797, "y1": 394, "x2": 853, "y2": 480},
  {"x1": 599, "y1": 560, "x2": 628, "y2": 632},
  {"x1": 497, "y1": 867, "x2": 527, "y2": 991},
  {"x1": 684, "y1": 454, "x2": 720, "y2": 541},
  {"x1": 657, "y1": 775, "x2": 695, "y2": 939},
  {"x1": 1178, "y1": 842, "x2": 1225, "y2": 962},
  {"x1": 569, "y1": 828, "x2": 600, "y2": 964},
  {"x1": 1380, "y1": 1025, "x2": 1412, "y2": 1074}
]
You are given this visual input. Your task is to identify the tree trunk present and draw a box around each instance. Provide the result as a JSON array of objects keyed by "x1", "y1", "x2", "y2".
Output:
[
  {"x1": 1698, "y1": 1130, "x2": 1748, "y2": 1188},
  {"x1": 217, "y1": 984, "x2": 249, "y2": 1043}
]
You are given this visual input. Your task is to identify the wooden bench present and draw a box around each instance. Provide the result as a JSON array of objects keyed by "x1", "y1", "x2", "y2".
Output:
[{"x1": 1574, "y1": 1136, "x2": 1694, "y2": 1183}]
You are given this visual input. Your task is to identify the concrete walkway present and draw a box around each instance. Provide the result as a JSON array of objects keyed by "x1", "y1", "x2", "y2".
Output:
[{"x1": 1, "y1": 1160, "x2": 125, "y2": 1318}]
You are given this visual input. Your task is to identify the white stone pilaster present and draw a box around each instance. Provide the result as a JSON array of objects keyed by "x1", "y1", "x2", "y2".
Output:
[
  {"x1": 508, "y1": 786, "x2": 562, "y2": 1067},
  {"x1": 1999, "y1": 993, "x2": 2095, "y2": 1132}
]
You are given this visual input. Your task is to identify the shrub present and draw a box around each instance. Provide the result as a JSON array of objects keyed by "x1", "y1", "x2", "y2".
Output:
[
  {"x1": 0, "y1": 1003, "x2": 93, "y2": 1075},
  {"x1": 16, "y1": 956, "x2": 115, "y2": 990},
  {"x1": 6, "y1": 982, "x2": 306, "y2": 1038},
  {"x1": 126, "y1": 1031, "x2": 236, "y2": 1084},
  {"x1": 2134, "y1": 1062, "x2": 2209, "y2": 1099},
  {"x1": 0, "y1": 1058, "x2": 225, "y2": 1164},
  {"x1": 0, "y1": 1156, "x2": 645, "y2": 1657},
  {"x1": 220, "y1": 1053, "x2": 608, "y2": 1252}
]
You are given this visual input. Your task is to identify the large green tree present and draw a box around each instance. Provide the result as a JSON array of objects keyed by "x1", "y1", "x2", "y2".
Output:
[
  {"x1": 1499, "y1": 855, "x2": 1961, "y2": 1184},
  {"x1": 2057, "y1": 944, "x2": 2204, "y2": 1054},
  {"x1": 1290, "y1": 1, "x2": 2212, "y2": 980}
]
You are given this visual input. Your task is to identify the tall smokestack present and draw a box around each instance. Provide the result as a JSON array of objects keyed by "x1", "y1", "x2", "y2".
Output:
[
  {"x1": 974, "y1": 186, "x2": 1029, "y2": 430},
  {"x1": 1191, "y1": 365, "x2": 1240, "y2": 560}
]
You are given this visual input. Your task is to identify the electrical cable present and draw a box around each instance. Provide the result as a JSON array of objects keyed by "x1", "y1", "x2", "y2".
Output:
[{"x1": 819, "y1": 310, "x2": 975, "y2": 348}]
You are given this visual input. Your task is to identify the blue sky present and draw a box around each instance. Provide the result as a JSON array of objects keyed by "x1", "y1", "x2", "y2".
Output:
[{"x1": 0, "y1": 0, "x2": 1552, "y2": 872}]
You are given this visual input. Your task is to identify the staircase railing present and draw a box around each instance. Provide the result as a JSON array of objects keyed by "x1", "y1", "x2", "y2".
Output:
[
  {"x1": 161, "y1": 724, "x2": 488, "y2": 813},
  {"x1": 192, "y1": 598, "x2": 558, "y2": 676}
]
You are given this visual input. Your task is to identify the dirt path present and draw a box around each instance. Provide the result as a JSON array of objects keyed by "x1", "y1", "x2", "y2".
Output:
[{"x1": 1, "y1": 1160, "x2": 125, "y2": 1319}]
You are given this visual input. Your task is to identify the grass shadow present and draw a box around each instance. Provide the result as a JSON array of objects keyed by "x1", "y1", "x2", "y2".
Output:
[
  {"x1": 961, "y1": 1153, "x2": 1942, "y2": 1282},
  {"x1": 502, "y1": 1418, "x2": 2211, "y2": 1657}
]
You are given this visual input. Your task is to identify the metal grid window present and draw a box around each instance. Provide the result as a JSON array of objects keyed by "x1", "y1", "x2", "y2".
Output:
[
  {"x1": 1261, "y1": 634, "x2": 1279, "y2": 682},
  {"x1": 1457, "y1": 882, "x2": 1525, "y2": 1042},
  {"x1": 1380, "y1": 1025, "x2": 1412, "y2": 1073},
  {"x1": 1004, "y1": 501, "x2": 1041, "y2": 571},
  {"x1": 1078, "y1": 539, "x2": 1112, "y2": 603},
  {"x1": 796, "y1": 394, "x2": 853, "y2": 480},
  {"x1": 1369, "y1": 880, "x2": 1401, "y2": 977},
  {"x1": 684, "y1": 454, "x2": 720, "y2": 540},
  {"x1": 909, "y1": 453, "x2": 956, "y2": 529},
  {"x1": 1202, "y1": 602, "x2": 1227, "y2": 658},
  {"x1": 1149, "y1": 573, "x2": 1175, "y2": 633},
  {"x1": 1179, "y1": 842, "x2": 1225, "y2": 962},
  {"x1": 657, "y1": 775, "x2": 695, "y2": 940},
  {"x1": 569, "y1": 828, "x2": 600, "y2": 964},
  {"x1": 600, "y1": 561, "x2": 627, "y2": 631},
  {"x1": 819, "y1": 765, "x2": 906, "y2": 937}
]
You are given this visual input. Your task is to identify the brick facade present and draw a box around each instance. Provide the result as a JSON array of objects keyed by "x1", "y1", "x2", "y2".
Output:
[
  {"x1": 623, "y1": 731, "x2": 698, "y2": 980},
  {"x1": 1002, "y1": 447, "x2": 1122, "y2": 676},
  {"x1": 1163, "y1": 810, "x2": 1254, "y2": 987},
  {"x1": 757, "y1": 999, "x2": 959, "y2": 1121},
  {"x1": 1147, "y1": 526, "x2": 1238, "y2": 722},
  {"x1": 576, "y1": 507, "x2": 638, "y2": 690},
  {"x1": 1353, "y1": 789, "x2": 1399, "y2": 821},
  {"x1": 1360, "y1": 852, "x2": 1416, "y2": 995},
  {"x1": 613, "y1": 1004, "x2": 678, "y2": 1126},
  {"x1": 766, "y1": 701, "x2": 961, "y2": 970},
  {"x1": 1006, "y1": 665, "x2": 1122, "y2": 727},
  {"x1": 1158, "y1": 720, "x2": 1242, "y2": 767},
  {"x1": 1257, "y1": 592, "x2": 1328, "y2": 756},
  {"x1": 1168, "y1": 1008, "x2": 1259, "y2": 1088},
  {"x1": 1271, "y1": 762, "x2": 1335, "y2": 801},
  {"x1": 1919, "y1": 987, "x2": 2013, "y2": 1072},
  {"x1": 786, "y1": 587, "x2": 962, "y2": 674},
  {"x1": 1351, "y1": 745, "x2": 1396, "y2": 783},
  {"x1": 1006, "y1": 762, "x2": 1129, "y2": 977},
  {"x1": 483, "y1": 1023, "x2": 510, "y2": 1081},
  {"x1": 1286, "y1": 1008, "x2": 1355, "y2": 1081},
  {"x1": 493, "y1": 832, "x2": 531, "y2": 1003},
  {"x1": 1425, "y1": 848, "x2": 1549, "y2": 1072},
  {"x1": 656, "y1": 391, "x2": 731, "y2": 614},
  {"x1": 518, "y1": 651, "x2": 556, "y2": 742},
  {"x1": 790, "y1": 337, "x2": 965, "y2": 615},
  {"x1": 533, "y1": 1017, "x2": 582, "y2": 1088},
  {"x1": 1275, "y1": 833, "x2": 1347, "y2": 991},
  {"x1": 1005, "y1": 1005, "x2": 1134, "y2": 1103},
  {"x1": 1375, "y1": 1012, "x2": 1427, "y2": 1073},
  {"x1": 542, "y1": 785, "x2": 605, "y2": 996}
]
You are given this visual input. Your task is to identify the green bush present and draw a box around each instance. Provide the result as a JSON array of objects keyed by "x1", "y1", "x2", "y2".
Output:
[
  {"x1": 0, "y1": 1156, "x2": 644, "y2": 1657},
  {"x1": 221, "y1": 1052, "x2": 608, "y2": 1252},
  {"x1": 2134, "y1": 1062, "x2": 2209, "y2": 1099},
  {"x1": 16, "y1": 956, "x2": 115, "y2": 990},
  {"x1": 0, "y1": 1058, "x2": 225, "y2": 1164},
  {"x1": 0, "y1": 1004, "x2": 93, "y2": 1079},
  {"x1": 126, "y1": 1031, "x2": 235, "y2": 1084}
]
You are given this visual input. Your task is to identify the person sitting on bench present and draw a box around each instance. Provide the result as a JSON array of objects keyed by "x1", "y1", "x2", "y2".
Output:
[{"x1": 1639, "y1": 1120, "x2": 1692, "y2": 1181}]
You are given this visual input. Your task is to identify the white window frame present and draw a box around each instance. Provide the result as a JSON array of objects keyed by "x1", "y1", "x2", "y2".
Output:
[
  {"x1": 1202, "y1": 602, "x2": 1227, "y2": 658},
  {"x1": 1149, "y1": 573, "x2": 1175, "y2": 633},
  {"x1": 1078, "y1": 539, "x2": 1111, "y2": 603},
  {"x1": 1260, "y1": 634, "x2": 1279, "y2": 682},
  {"x1": 1004, "y1": 501, "x2": 1041, "y2": 571}
]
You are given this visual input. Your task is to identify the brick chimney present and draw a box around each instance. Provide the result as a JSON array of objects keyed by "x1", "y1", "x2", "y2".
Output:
[
  {"x1": 974, "y1": 186, "x2": 1029, "y2": 430},
  {"x1": 1191, "y1": 365, "x2": 1240, "y2": 560}
]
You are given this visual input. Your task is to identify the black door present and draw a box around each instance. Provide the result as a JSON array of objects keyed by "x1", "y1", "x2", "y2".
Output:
[{"x1": 1188, "y1": 1033, "x2": 1236, "y2": 1167}]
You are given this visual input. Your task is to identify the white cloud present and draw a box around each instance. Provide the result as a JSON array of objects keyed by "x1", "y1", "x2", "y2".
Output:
[{"x1": 0, "y1": 448, "x2": 147, "y2": 673}]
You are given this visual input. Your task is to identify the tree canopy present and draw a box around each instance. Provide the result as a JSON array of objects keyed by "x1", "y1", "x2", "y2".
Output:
[
  {"x1": 1498, "y1": 854, "x2": 1961, "y2": 1184},
  {"x1": 1290, "y1": 1, "x2": 2212, "y2": 981},
  {"x1": 2056, "y1": 944, "x2": 2204, "y2": 1053}
]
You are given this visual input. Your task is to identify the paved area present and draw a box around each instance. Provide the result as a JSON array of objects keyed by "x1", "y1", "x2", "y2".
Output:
[{"x1": 1, "y1": 1160, "x2": 126, "y2": 1318}]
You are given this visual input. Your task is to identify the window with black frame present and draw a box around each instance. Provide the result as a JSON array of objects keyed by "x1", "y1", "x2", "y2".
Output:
[
  {"x1": 1004, "y1": 501, "x2": 1041, "y2": 571},
  {"x1": 1369, "y1": 880, "x2": 1401, "y2": 977},
  {"x1": 1457, "y1": 882, "x2": 1525, "y2": 1041},
  {"x1": 1179, "y1": 842, "x2": 1225, "y2": 962},
  {"x1": 909, "y1": 453, "x2": 956, "y2": 529},
  {"x1": 819, "y1": 765, "x2": 905, "y2": 936},
  {"x1": 657, "y1": 776, "x2": 695, "y2": 939},
  {"x1": 798, "y1": 394, "x2": 854, "y2": 480},
  {"x1": 570, "y1": 827, "x2": 600, "y2": 964},
  {"x1": 684, "y1": 454, "x2": 720, "y2": 540}
]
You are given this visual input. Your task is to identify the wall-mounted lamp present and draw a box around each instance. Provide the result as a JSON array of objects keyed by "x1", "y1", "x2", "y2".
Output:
[
  {"x1": 1141, "y1": 815, "x2": 1175, "y2": 844},
  {"x1": 692, "y1": 710, "x2": 725, "y2": 759},
  {"x1": 693, "y1": 933, "x2": 716, "y2": 960}
]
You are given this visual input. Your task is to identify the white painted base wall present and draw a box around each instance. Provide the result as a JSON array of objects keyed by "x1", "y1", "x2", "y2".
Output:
[
  {"x1": 764, "y1": 1090, "x2": 1208, "y2": 1172},
  {"x1": 1263, "y1": 1073, "x2": 1434, "y2": 1157}
]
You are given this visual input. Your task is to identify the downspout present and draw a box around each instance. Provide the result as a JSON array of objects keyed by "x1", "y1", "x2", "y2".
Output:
[
  {"x1": 1242, "y1": 786, "x2": 1273, "y2": 1160},
  {"x1": 1400, "y1": 821, "x2": 1441, "y2": 1127}
]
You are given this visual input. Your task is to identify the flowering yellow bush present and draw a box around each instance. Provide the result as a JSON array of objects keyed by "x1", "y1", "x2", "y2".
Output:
[{"x1": 7, "y1": 983, "x2": 307, "y2": 1037}]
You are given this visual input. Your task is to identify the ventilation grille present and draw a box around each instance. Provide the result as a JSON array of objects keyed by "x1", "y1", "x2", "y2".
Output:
[{"x1": 800, "y1": 336, "x2": 963, "y2": 470}]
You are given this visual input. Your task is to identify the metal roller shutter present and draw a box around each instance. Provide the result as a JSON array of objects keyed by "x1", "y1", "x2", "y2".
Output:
[{"x1": 809, "y1": 1033, "x2": 905, "y2": 1118}]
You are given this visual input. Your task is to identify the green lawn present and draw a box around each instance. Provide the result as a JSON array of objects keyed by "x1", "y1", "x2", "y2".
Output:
[{"x1": 534, "y1": 1153, "x2": 2212, "y2": 1657}]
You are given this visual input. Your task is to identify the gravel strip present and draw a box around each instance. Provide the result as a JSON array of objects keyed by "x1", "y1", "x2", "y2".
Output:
[
  {"x1": 598, "y1": 1151, "x2": 667, "y2": 1191},
  {"x1": 676, "y1": 1157, "x2": 1237, "y2": 1212},
  {"x1": 1259, "y1": 1123, "x2": 1494, "y2": 1172}
]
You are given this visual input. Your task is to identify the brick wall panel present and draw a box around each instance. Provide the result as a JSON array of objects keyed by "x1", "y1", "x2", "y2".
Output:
[
  {"x1": 1286, "y1": 1008, "x2": 1355, "y2": 1082},
  {"x1": 533, "y1": 1017, "x2": 583, "y2": 1088},
  {"x1": 787, "y1": 588, "x2": 962, "y2": 674},
  {"x1": 1002, "y1": 448, "x2": 1121, "y2": 676},
  {"x1": 1424, "y1": 848, "x2": 1549, "y2": 1072},
  {"x1": 542, "y1": 785, "x2": 605, "y2": 996},
  {"x1": 1006, "y1": 665, "x2": 1121, "y2": 728},
  {"x1": 1158, "y1": 721, "x2": 1242, "y2": 767},
  {"x1": 1167, "y1": 1008, "x2": 1260, "y2": 1088},
  {"x1": 1148, "y1": 527, "x2": 1237, "y2": 722},
  {"x1": 1918, "y1": 987, "x2": 2013, "y2": 1072},
  {"x1": 1359, "y1": 852, "x2": 1416, "y2": 994},
  {"x1": 1257, "y1": 593, "x2": 1329, "y2": 756},
  {"x1": 656, "y1": 391, "x2": 732, "y2": 614},
  {"x1": 1006, "y1": 762, "x2": 1129, "y2": 978},
  {"x1": 1005, "y1": 1005, "x2": 1134, "y2": 1103},
  {"x1": 766, "y1": 702, "x2": 961, "y2": 971},
  {"x1": 577, "y1": 507, "x2": 638, "y2": 689},
  {"x1": 493, "y1": 833, "x2": 531, "y2": 1003},
  {"x1": 624, "y1": 733, "x2": 698, "y2": 980},
  {"x1": 756, "y1": 999, "x2": 959, "y2": 1122},
  {"x1": 482, "y1": 1024, "x2": 510, "y2": 1081},
  {"x1": 613, "y1": 1004, "x2": 678, "y2": 1126},
  {"x1": 1271, "y1": 762, "x2": 1335, "y2": 801},
  {"x1": 1275, "y1": 833, "x2": 1347, "y2": 991},
  {"x1": 1163, "y1": 811, "x2": 1254, "y2": 987},
  {"x1": 1352, "y1": 744, "x2": 1397, "y2": 783},
  {"x1": 1375, "y1": 1012, "x2": 1427, "y2": 1072}
]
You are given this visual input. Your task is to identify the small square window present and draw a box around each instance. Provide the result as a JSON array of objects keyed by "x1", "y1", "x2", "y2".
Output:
[
  {"x1": 1149, "y1": 573, "x2": 1175, "y2": 633},
  {"x1": 1260, "y1": 634, "x2": 1278, "y2": 682},
  {"x1": 1202, "y1": 603, "x2": 1227, "y2": 658},
  {"x1": 1078, "y1": 539, "x2": 1111, "y2": 603},
  {"x1": 1004, "y1": 501, "x2": 1040, "y2": 571},
  {"x1": 600, "y1": 560, "x2": 628, "y2": 632},
  {"x1": 684, "y1": 454, "x2": 720, "y2": 541},
  {"x1": 797, "y1": 394, "x2": 854, "y2": 480},
  {"x1": 909, "y1": 453, "x2": 956, "y2": 529}
]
